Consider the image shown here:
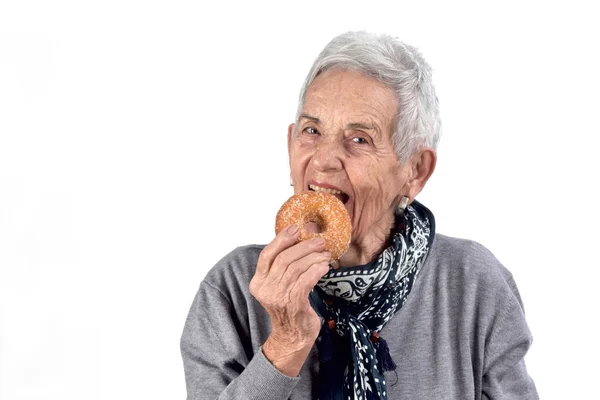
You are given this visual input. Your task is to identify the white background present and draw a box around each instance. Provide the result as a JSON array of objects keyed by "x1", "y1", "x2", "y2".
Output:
[{"x1": 1, "y1": 0, "x2": 599, "y2": 399}]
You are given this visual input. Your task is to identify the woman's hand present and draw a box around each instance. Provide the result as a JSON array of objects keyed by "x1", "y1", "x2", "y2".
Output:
[{"x1": 249, "y1": 224, "x2": 331, "y2": 377}]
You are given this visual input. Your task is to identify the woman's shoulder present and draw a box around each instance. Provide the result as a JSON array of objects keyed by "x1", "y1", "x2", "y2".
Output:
[
  {"x1": 426, "y1": 233, "x2": 523, "y2": 305},
  {"x1": 201, "y1": 244, "x2": 266, "y2": 294},
  {"x1": 430, "y1": 233, "x2": 510, "y2": 273}
]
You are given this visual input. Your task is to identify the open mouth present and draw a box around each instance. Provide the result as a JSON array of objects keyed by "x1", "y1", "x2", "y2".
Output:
[{"x1": 308, "y1": 184, "x2": 350, "y2": 204}]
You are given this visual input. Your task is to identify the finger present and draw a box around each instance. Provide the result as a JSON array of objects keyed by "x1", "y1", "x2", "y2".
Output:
[
  {"x1": 256, "y1": 224, "x2": 300, "y2": 277},
  {"x1": 270, "y1": 237, "x2": 326, "y2": 279},
  {"x1": 293, "y1": 261, "x2": 331, "y2": 298},
  {"x1": 279, "y1": 251, "x2": 331, "y2": 284}
]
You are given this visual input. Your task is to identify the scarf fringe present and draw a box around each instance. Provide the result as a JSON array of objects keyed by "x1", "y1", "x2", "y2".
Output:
[{"x1": 377, "y1": 336, "x2": 397, "y2": 372}]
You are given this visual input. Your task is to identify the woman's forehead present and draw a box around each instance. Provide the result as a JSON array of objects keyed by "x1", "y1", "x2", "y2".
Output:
[{"x1": 302, "y1": 70, "x2": 397, "y2": 129}]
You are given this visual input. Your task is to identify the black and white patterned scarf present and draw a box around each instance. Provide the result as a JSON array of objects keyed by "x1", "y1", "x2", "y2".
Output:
[{"x1": 309, "y1": 200, "x2": 435, "y2": 400}]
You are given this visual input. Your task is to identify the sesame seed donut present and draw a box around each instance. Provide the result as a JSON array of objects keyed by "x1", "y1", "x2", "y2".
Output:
[{"x1": 275, "y1": 191, "x2": 351, "y2": 260}]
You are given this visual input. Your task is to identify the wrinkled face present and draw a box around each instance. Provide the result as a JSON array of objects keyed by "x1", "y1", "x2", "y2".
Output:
[{"x1": 288, "y1": 69, "x2": 409, "y2": 243}]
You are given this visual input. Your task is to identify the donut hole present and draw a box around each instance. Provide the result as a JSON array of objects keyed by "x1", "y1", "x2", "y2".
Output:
[
  {"x1": 304, "y1": 222, "x2": 321, "y2": 234},
  {"x1": 302, "y1": 213, "x2": 325, "y2": 234}
]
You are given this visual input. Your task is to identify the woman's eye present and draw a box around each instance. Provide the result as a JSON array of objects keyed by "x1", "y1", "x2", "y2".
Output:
[
  {"x1": 303, "y1": 127, "x2": 319, "y2": 135},
  {"x1": 352, "y1": 137, "x2": 368, "y2": 144}
]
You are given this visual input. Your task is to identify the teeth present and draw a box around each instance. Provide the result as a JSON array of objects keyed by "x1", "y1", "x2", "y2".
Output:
[{"x1": 309, "y1": 184, "x2": 342, "y2": 195}]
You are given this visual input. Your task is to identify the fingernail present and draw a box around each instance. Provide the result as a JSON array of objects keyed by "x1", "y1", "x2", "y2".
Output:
[
  {"x1": 313, "y1": 237, "x2": 325, "y2": 246},
  {"x1": 288, "y1": 224, "x2": 299, "y2": 235},
  {"x1": 322, "y1": 251, "x2": 331, "y2": 259}
]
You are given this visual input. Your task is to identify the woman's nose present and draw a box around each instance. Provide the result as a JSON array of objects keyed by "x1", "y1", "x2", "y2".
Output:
[{"x1": 311, "y1": 140, "x2": 343, "y2": 172}]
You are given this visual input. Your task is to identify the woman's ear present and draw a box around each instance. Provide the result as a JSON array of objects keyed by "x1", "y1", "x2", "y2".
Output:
[{"x1": 405, "y1": 148, "x2": 437, "y2": 201}]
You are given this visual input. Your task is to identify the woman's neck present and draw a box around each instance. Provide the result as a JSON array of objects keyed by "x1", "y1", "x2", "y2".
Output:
[{"x1": 336, "y1": 212, "x2": 396, "y2": 268}]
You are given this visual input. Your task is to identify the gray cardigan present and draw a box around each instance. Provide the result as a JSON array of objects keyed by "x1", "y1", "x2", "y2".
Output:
[{"x1": 181, "y1": 234, "x2": 538, "y2": 399}]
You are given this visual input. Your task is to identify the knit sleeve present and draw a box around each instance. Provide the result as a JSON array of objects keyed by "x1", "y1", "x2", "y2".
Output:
[
  {"x1": 180, "y1": 281, "x2": 300, "y2": 400},
  {"x1": 481, "y1": 278, "x2": 539, "y2": 400}
]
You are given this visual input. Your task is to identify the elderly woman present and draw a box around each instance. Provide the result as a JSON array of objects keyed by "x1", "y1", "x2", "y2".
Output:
[{"x1": 181, "y1": 31, "x2": 538, "y2": 399}]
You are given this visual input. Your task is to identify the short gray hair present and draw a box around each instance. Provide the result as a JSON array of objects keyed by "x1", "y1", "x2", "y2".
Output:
[{"x1": 296, "y1": 31, "x2": 441, "y2": 164}]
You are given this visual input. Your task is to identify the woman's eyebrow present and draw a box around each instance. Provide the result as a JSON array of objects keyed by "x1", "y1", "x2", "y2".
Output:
[
  {"x1": 299, "y1": 114, "x2": 320, "y2": 123},
  {"x1": 300, "y1": 115, "x2": 375, "y2": 130},
  {"x1": 347, "y1": 122, "x2": 375, "y2": 130}
]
